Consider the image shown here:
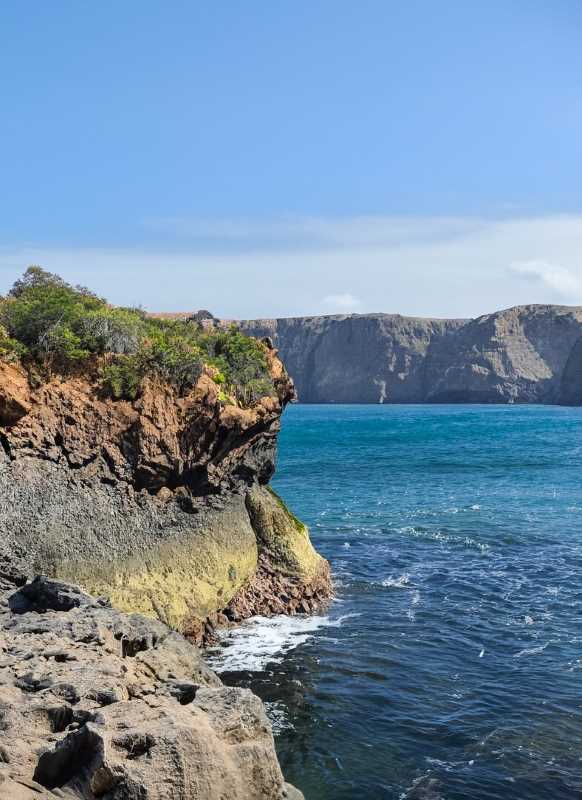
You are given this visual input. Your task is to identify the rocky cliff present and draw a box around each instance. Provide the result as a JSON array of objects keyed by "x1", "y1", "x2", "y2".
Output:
[
  {"x1": 0, "y1": 269, "x2": 331, "y2": 799},
  {"x1": 237, "y1": 305, "x2": 582, "y2": 404},
  {"x1": 0, "y1": 348, "x2": 331, "y2": 643},
  {"x1": 0, "y1": 575, "x2": 303, "y2": 799}
]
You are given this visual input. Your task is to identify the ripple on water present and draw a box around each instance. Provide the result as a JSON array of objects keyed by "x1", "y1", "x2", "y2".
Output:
[
  {"x1": 214, "y1": 405, "x2": 582, "y2": 800},
  {"x1": 396, "y1": 525, "x2": 491, "y2": 554}
]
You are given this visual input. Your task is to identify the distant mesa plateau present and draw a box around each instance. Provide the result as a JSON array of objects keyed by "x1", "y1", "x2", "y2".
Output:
[{"x1": 233, "y1": 305, "x2": 582, "y2": 405}]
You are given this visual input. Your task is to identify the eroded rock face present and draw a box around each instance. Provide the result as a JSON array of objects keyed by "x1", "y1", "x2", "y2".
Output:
[
  {"x1": 223, "y1": 487, "x2": 332, "y2": 622},
  {"x1": 237, "y1": 305, "x2": 582, "y2": 404},
  {"x1": 0, "y1": 350, "x2": 292, "y2": 494},
  {"x1": 0, "y1": 348, "x2": 331, "y2": 639},
  {"x1": 559, "y1": 335, "x2": 582, "y2": 406},
  {"x1": 0, "y1": 576, "x2": 302, "y2": 799},
  {"x1": 0, "y1": 362, "x2": 31, "y2": 427}
]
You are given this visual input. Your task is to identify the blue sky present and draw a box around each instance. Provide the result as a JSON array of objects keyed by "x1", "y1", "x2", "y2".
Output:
[{"x1": 1, "y1": 1, "x2": 581, "y2": 317}]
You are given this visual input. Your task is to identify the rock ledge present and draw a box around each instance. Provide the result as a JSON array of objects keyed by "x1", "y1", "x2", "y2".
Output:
[{"x1": 0, "y1": 575, "x2": 303, "y2": 800}]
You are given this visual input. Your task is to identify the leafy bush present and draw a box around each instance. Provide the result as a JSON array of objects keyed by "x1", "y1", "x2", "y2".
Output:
[
  {"x1": 0, "y1": 324, "x2": 27, "y2": 362},
  {"x1": 199, "y1": 327, "x2": 275, "y2": 405},
  {"x1": 79, "y1": 307, "x2": 146, "y2": 355},
  {"x1": 1, "y1": 268, "x2": 105, "y2": 364},
  {"x1": 0, "y1": 267, "x2": 275, "y2": 406},
  {"x1": 99, "y1": 356, "x2": 143, "y2": 400},
  {"x1": 9, "y1": 265, "x2": 74, "y2": 298}
]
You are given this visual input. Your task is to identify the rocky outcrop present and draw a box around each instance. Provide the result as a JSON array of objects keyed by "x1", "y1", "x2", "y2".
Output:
[
  {"x1": 236, "y1": 305, "x2": 582, "y2": 404},
  {"x1": 0, "y1": 347, "x2": 331, "y2": 643},
  {"x1": 223, "y1": 487, "x2": 332, "y2": 622},
  {"x1": 0, "y1": 575, "x2": 303, "y2": 799}
]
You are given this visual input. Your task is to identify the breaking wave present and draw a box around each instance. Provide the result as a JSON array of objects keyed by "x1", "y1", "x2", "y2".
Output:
[{"x1": 207, "y1": 612, "x2": 355, "y2": 673}]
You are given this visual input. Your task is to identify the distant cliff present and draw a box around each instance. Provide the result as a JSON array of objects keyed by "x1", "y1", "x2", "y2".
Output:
[{"x1": 237, "y1": 305, "x2": 582, "y2": 404}]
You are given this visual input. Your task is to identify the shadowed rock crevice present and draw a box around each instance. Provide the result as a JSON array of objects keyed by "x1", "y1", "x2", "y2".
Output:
[
  {"x1": 9, "y1": 577, "x2": 96, "y2": 614},
  {"x1": 33, "y1": 724, "x2": 105, "y2": 790}
]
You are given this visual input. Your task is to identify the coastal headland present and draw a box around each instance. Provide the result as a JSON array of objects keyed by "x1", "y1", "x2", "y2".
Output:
[{"x1": 0, "y1": 268, "x2": 331, "y2": 798}]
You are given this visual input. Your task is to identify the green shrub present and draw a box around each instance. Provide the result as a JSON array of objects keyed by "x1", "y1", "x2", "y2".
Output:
[
  {"x1": 0, "y1": 324, "x2": 27, "y2": 362},
  {"x1": 9, "y1": 265, "x2": 75, "y2": 298},
  {"x1": 199, "y1": 326, "x2": 275, "y2": 404},
  {"x1": 100, "y1": 356, "x2": 143, "y2": 400},
  {"x1": 0, "y1": 267, "x2": 276, "y2": 406},
  {"x1": 1, "y1": 267, "x2": 107, "y2": 367},
  {"x1": 80, "y1": 306, "x2": 145, "y2": 355}
]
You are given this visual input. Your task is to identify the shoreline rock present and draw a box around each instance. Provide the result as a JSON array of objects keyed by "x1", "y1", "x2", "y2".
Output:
[
  {"x1": 0, "y1": 344, "x2": 331, "y2": 797},
  {"x1": 0, "y1": 575, "x2": 303, "y2": 799}
]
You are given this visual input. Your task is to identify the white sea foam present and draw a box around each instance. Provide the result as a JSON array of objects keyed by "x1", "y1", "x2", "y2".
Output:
[
  {"x1": 513, "y1": 643, "x2": 549, "y2": 658},
  {"x1": 426, "y1": 756, "x2": 469, "y2": 771},
  {"x1": 263, "y1": 701, "x2": 294, "y2": 734},
  {"x1": 207, "y1": 613, "x2": 354, "y2": 673},
  {"x1": 381, "y1": 573, "x2": 411, "y2": 588},
  {"x1": 398, "y1": 526, "x2": 490, "y2": 553},
  {"x1": 399, "y1": 771, "x2": 446, "y2": 799}
]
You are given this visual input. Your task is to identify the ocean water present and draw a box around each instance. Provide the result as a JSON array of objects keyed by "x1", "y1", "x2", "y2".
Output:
[{"x1": 208, "y1": 405, "x2": 582, "y2": 800}]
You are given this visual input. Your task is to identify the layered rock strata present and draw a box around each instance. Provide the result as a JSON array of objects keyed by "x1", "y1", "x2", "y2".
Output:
[{"x1": 0, "y1": 575, "x2": 303, "y2": 799}]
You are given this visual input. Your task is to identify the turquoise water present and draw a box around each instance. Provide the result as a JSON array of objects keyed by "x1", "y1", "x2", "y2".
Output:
[{"x1": 210, "y1": 405, "x2": 582, "y2": 799}]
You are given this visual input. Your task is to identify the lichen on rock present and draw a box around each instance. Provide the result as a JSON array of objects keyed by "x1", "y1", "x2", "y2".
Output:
[
  {"x1": 249, "y1": 486, "x2": 324, "y2": 578},
  {"x1": 222, "y1": 486, "x2": 332, "y2": 623}
]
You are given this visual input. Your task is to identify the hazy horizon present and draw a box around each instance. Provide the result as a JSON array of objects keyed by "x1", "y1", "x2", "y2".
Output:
[{"x1": 155, "y1": 294, "x2": 582, "y2": 323}]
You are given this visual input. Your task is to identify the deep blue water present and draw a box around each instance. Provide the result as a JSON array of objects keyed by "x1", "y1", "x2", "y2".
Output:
[{"x1": 209, "y1": 404, "x2": 582, "y2": 800}]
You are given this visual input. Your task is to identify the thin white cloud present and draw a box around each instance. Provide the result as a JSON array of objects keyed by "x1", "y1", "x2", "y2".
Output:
[
  {"x1": 322, "y1": 293, "x2": 362, "y2": 311},
  {"x1": 2, "y1": 214, "x2": 582, "y2": 318},
  {"x1": 146, "y1": 214, "x2": 487, "y2": 249},
  {"x1": 509, "y1": 259, "x2": 582, "y2": 301}
]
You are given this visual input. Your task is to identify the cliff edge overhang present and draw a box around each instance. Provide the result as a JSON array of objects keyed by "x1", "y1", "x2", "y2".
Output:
[{"x1": 0, "y1": 344, "x2": 331, "y2": 643}]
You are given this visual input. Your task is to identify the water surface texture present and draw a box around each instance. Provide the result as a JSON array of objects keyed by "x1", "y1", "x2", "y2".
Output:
[{"x1": 209, "y1": 405, "x2": 582, "y2": 799}]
